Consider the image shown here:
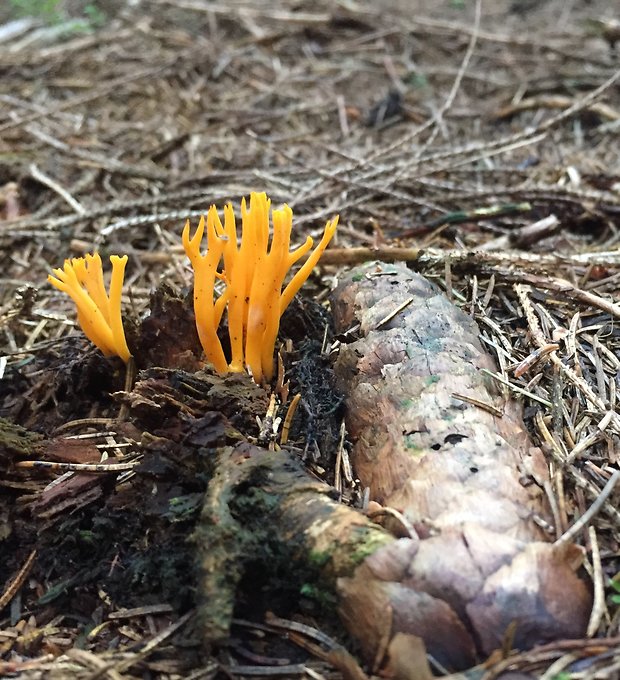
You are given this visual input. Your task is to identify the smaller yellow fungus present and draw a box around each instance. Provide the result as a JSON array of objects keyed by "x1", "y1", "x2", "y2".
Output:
[
  {"x1": 183, "y1": 192, "x2": 338, "y2": 383},
  {"x1": 48, "y1": 253, "x2": 132, "y2": 363}
]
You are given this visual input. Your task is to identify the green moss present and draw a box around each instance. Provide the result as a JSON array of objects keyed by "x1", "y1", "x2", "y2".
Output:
[
  {"x1": 77, "y1": 530, "x2": 96, "y2": 545},
  {"x1": 8, "y1": 0, "x2": 107, "y2": 30},
  {"x1": 308, "y1": 549, "x2": 332, "y2": 569},
  {"x1": 9, "y1": 0, "x2": 61, "y2": 21},
  {"x1": 165, "y1": 493, "x2": 203, "y2": 522},
  {"x1": 300, "y1": 582, "x2": 338, "y2": 608},
  {"x1": 0, "y1": 418, "x2": 42, "y2": 457},
  {"x1": 307, "y1": 527, "x2": 393, "y2": 583},
  {"x1": 349, "y1": 527, "x2": 393, "y2": 568},
  {"x1": 405, "y1": 343, "x2": 418, "y2": 359},
  {"x1": 403, "y1": 434, "x2": 423, "y2": 455},
  {"x1": 422, "y1": 337, "x2": 442, "y2": 353}
]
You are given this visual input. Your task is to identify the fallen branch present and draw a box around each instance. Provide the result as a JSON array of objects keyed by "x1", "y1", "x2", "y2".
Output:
[{"x1": 330, "y1": 262, "x2": 592, "y2": 669}]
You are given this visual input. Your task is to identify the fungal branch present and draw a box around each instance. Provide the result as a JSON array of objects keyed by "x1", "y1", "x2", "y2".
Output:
[
  {"x1": 182, "y1": 210, "x2": 229, "y2": 374},
  {"x1": 183, "y1": 192, "x2": 338, "y2": 383},
  {"x1": 48, "y1": 253, "x2": 132, "y2": 364}
]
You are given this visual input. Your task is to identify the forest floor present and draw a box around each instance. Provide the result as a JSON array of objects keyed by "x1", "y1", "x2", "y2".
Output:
[{"x1": 1, "y1": 0, "x2": 620, "y2": 678}]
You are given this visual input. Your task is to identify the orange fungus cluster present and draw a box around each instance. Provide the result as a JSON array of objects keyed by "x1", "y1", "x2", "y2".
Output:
[
  {"x1": 48, "y1": 192, "x2": 338, "y2": 383},
  {"x1": 183, "y1": 192, "x2": 338, "y2": 383},
  {"x1": 48, "y1": 253, "x2": 132, "y2": 364}
]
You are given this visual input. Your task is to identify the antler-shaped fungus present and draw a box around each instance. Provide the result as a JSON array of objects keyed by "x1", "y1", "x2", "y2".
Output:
[
  {"x1": 48, "y1": 253, "x2": 132, "y2": 363},
  {"x1": 183, "y1": 192, "x2": 338, "y2": 383},
  {"x1": 182, "y1": 210, "x2": 229, "y2": 374}
]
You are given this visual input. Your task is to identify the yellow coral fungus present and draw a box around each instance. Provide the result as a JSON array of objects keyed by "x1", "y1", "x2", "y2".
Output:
[
  {"x1": 182, "y1": 212, "x2": 229, "y2": 374},
  {"x1": 183, "y1": 192, "x2": 338, "y2": 383},
  {"x1": 48, "y1": 253, "x2": 132, "y2": 363}
]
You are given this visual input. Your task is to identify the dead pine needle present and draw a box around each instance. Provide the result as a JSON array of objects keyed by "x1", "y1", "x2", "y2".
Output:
[
  {"x1": 556, "y1": 470, "x2": 620, "y2": 546},
  {"x1": 586, "y1": 526, "x2": 606, "y2": 638},
  {"x1": 281, "y1": 393, "x2": 301, "y2": 446},
  {"x1": 0, "y1": 550, "x2": 37, "y2": 612}
]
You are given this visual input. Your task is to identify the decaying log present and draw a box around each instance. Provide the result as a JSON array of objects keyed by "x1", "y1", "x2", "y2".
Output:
[
  {"x1": 195, "y1": 442, "x2": 475, "y2": 673},
  {"x1": 195, "y1": 444, "x2": 393, "y2": 637},
  {"x1": 330, "y1": 262, "x2": 591, "y2": 668}
]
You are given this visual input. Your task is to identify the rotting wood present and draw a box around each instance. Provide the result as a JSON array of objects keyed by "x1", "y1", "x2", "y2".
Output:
[
  {"x1": 194, "y1": 440, "x2": 475, "y2": 674},
  {"x1": 195, "y1": 443, "x2": 393, "y2": 638},
  {"x1": 329, "y1": 261, "x2": 592, "y2": 671}
]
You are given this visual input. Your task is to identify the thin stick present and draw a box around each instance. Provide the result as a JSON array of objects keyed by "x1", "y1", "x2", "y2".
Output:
[
  {"x1": 414, "y1": 0, "x2": 481, "y2": 153},
  {"x1": 586, "y1": 526, "x2": 606, "y2": 638},
  {"x1": 555, "y1": 470, "x2": 620, "y2": 546},
  {"x1": 29, "y1": 163, "x2": 85, "y2": 214},
  {"x1": 280, "y1": 394, "x2": 301, "y2": 446},
  {"x1": 375, "y1": 296, "x2": 415, "y2": 329},
  {"x1": 118, "y1": 356, "x2": 137, "y2": 422},
  {"x1": 15, "y1": 460, "x2": 139, "y2": 472},
  {"x1": 0, "y1": 550, "x2": 37, "y2": 612}
]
